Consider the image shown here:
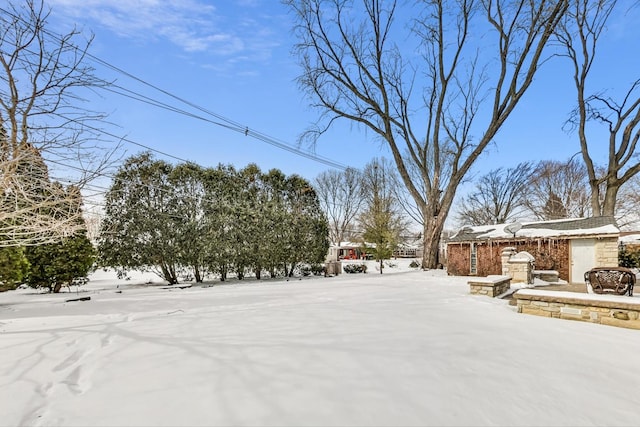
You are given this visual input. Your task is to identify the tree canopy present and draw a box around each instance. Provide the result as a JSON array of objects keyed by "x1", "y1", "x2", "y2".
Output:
[
  {"x1": 557, "y1": 0, "x2": 640, "y2": 217},
  {"x1": 288, "y1": 0, "x2": 569, "y2": 268},
  {"x1": 456, "y1": 163, "x2": 533, "y2": 226}
]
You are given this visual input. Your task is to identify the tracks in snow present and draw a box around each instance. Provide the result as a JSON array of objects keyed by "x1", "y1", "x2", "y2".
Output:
[{"x1": 16, "y1": 314, "x2": 132, "y2": 427}]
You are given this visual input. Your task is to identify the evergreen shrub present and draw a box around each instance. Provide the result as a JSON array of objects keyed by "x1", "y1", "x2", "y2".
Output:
[
  {"x1": 619, "y1": 246, "x2": 640, "y2": 268},
  {"x1": 343, "y1": 263, "x2": 367, "y2": 274}
]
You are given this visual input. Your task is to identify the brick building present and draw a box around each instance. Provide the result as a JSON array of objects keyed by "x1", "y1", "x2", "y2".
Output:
[{"x1": 446, "y1": 217, "x2": 619, "y2": 283}]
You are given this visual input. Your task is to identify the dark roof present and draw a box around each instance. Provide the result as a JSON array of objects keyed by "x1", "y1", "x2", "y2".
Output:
[
  {"x1": 521, "y1": 216, "x2": 616, "y2": 232},
  {"x1": 447, "y1": 216, "x2": 618, "y2": 243}
]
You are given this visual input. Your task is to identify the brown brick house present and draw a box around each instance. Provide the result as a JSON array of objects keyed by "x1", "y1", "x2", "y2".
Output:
[{"x1": 446, "y1": 217, "x2": 619, "y2": 283}]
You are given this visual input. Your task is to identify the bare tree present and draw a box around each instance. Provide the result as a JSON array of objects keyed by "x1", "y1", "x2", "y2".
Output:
[
  {"x1": 0, "y1": 145, "x2": 85, "y2": 247},
  {"x1": 386, "y1": 155, "x2": 424, "y2": 232},
  {"x1": 613, "y1": 173, "x2": 640, "y2": 229},
  {"x1": 0, "y1": 0, "x2": 114, "y2": 247},
  {"x1": 456, "y1": 162, "x2": 533, "y2": 226},
  {"x1": 287, "y1": 0, "x2": 568, "y2": 268},
  {"x1": 314, "y1": 167, "x2": 364, "y2": 244},
  {"x1": 523, "y1": 158, "x2": 590, "y2": 220},
  {"x1": 557, "y1": 0, "x2": 640, "y2": 216}
]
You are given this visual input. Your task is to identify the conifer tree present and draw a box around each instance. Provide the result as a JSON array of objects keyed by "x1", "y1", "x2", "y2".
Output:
[
  {"x1": 98, "y1": 153, "x2": 180, "y2": 284},
  {"x1": 201, "y1": 165, "x2": 237, "y2": 281},
  {"x1": 0, "y1": 247, "x2": 29, "y2": 291},
  {"x1": 24, "y1": 185, "x2": 95, "y2": 293},
  {"x1": 283, "y1": 175, "x2": 329, "y2": 275},
  {"x1": 359, "y1": 159, "x2": 407, "y2": 273},
  {"x1": 169, "y1": 163, "x2": 208, "y2": 282}
]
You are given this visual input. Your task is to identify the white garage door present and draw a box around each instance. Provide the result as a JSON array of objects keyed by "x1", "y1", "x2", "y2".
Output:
[{"x1": 570, "y1": 239, "x2": 595, "y2": 284}]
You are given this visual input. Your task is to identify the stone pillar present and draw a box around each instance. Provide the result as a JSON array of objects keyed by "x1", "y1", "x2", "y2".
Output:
[
  {"x1": 501, "y1": 247, "x2": 517, "y2": 277},
  {"x1": 595, "y1": 238, "x2": 619, "y2": 267},
  {"x1": 509, "y1": 251, "x2": 535, "y2": 284}
]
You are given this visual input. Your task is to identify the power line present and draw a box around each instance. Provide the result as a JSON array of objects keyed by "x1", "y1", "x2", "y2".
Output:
[
  {"x1": 103, "y1": 85, "x2": 348, "y2": 170},
  {"x1": 95, "y1": 55, "x2": 349, "y2": 170},
  {"x1": 0, "y1": 4, "x2": 350, "y2": 172}
]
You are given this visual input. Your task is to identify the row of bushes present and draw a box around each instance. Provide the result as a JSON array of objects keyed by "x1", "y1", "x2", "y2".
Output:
[{"x1": 343, "y1": 259, "x2": 422, "y2": 274}]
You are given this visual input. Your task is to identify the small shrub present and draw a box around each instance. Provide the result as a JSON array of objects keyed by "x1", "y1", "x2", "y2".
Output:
[
  {"x1": 72, "y1": 277, "x2": 90, "y2": 286},
  {"x1": 116, "y1": 269, "x2": 131, "y2": 280},
  {"x1": 0, "y1": 246, "x2": 30, "y2": 291},
  {"x1": 619, "y1": 247, "x2": 640, "y2": 268},
  {"x1": 343, "y1": 264, "x2": 357, "y2": 273},
  {"x1": 311, "y1": 264, "x2": 325, "y2": 276},
  {"x1": 343, "y1": 263, "x2": 367, "y2": 274},
  {"x1": 409, "y1": 260, "x2": 420, "y2": 268}
]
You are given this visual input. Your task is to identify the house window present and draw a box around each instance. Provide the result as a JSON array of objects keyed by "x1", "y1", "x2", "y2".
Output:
[{"x1": 470, "y1": 243, "x2": 477, "y2": 275}]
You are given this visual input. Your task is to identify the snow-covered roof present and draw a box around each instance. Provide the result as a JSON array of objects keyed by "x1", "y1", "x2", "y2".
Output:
[
  {"x1": 331, "y1": 241, "x2": 421, "y2": 249},
  {"x1": 332, "y1": 242, "x2": 361, "y2": 248},
  {"x1": 330, "y1": 242, "x2": 377, "y2": 249},
  {"x1": 448, "y1": 216, "x2": 619, "y2": 243},
  {"x1": 395, "y1": 242, "x2": 421, "y2": 249},
  {"x1": 620, "y1": 233, "x2": 640, "y2": 244}
]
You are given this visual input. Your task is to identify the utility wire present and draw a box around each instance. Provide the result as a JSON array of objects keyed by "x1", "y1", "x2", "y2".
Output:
[
  {"x1": 0, "y1": 4, "x2": 350, "y2": 171},
  {"x1": 103, "y1": 85, "x2": 348, "y2": 170}
]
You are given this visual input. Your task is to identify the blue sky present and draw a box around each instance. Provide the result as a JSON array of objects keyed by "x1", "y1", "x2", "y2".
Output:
[{"x1": 45, "y1": 0, "x2": 640, "y2": 196}]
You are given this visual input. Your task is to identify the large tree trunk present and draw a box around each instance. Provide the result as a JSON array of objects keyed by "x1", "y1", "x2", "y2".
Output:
[
  {"x1": 422, "y1": 215, "x2": 445, "y2": 270},
  {"x1": 601, "y1": 183, "x2": 620, "y2": 217},
  {"x1": 589, "y1": 179, "x2": 620, "y2": 217},
  {"x1": 418, "y1": 187, "x2": 453, "y2": 270}
]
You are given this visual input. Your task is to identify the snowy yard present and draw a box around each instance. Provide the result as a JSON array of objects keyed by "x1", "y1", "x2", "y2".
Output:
[{"x1": 2, "y1": 264, "x2": 640, "y2": 426}]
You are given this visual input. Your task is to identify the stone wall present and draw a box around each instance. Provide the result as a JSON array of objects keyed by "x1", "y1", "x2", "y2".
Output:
[
  {"x1": 515, "y1": 289, "x2": 640, "y2": 330},
  {"x1": 468, "y1": 276, "x2": 511, "y2": 297}
]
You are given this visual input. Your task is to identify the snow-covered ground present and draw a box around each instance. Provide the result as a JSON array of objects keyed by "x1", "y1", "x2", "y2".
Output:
[{"x1": 2, "y1": 261, "x2": 640, "y2": 426}]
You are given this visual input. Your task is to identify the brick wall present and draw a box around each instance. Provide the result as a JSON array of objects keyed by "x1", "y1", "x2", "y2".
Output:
[{"x1": 447, "y1": 239, "x2": 571, "y2": 280}]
